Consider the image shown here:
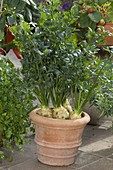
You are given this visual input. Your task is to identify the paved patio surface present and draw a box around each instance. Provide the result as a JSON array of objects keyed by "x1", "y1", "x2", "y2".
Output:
[
  {"x1": 1, "y1": 50, "x2": 113, "y2": 170},
  {"x1": 0, "y1": 122, "x2": 113, "y2": 170}
]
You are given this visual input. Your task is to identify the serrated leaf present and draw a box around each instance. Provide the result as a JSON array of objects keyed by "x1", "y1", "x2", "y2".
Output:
[
  {"x1": 88, "y1": 11, "x2": 102, "y2": 23},
  {"x1": 79, "y1": 14, "x2": 90, "y2": 28}
]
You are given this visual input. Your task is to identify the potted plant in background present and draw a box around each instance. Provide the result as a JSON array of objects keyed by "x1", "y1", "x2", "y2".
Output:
[
  {"x1": 77, "y1": 0, "x2": 113, "y2": 45},
  {"x1": 0, "y1": 55, "x2": 35, "y2": 159},
  {"x1": 61, "y1": 0, "x2": 113, "y2": 45},
  {"x1": 92, "y1": 56, "x2": 113, "y2": 118},
  {"x1": 9, "y1": 0, "x2": 113, "y2": 166}
]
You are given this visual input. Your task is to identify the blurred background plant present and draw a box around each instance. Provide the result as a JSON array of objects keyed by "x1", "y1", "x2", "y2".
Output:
[
  {"x1": 0, "y1": 0, "x2": 38, "y2": 57},
  {"x1": 91, "y1": 53, "x2": 113, "y2": 118},
  {"x1": 0, "y1": 55, "x2": 35, "y2": 159},
  {"x1": 61, "y1": 0, "x2": 113, "y2": 39},
  {"x1": 1, "y1": 0, "x2": 112, "y2": 53}
]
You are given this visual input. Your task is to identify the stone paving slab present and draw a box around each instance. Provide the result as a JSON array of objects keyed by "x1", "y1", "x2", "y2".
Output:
[
  {"x1": 93, "y1": 147, "x2": 113, "y2": 157},
  {"x1": 3, "y1": 151, "x2": 110, "y2": 170},
  {"x1": 98, "y1": 120, "x2": 112, "y2": 130},
  {"x1": 70, "y1": 151, "x2": 102, "y2": 169},
  {"x1": 81, "y1": 125, "x2": 113, "y2": 147},
  {"x1": 7, "y1": 158, "x2": 75, "y2": 170},
  {"x1": 0, "y1": 125, "x2": 113, "y2": 170},
  {"x1": 77, "y1": 158, "x2": 113, "y2": 170},
  {"x1": 80, "y1": 139, "x2": 113, "y2": 153},
  {"x1": 0, "y1": 168, "x2": 6, "y2": 170},
  {"x1": 0, "y1": 137, "x2": 36, "y2": 169}
]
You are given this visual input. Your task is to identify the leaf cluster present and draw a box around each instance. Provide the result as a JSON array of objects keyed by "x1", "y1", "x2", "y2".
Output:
[
  {"x1": 74, "y1": 0, "x2": 113, "y2": 38},
  {"x1": 7, "y1": 0, "x2": 113, "y2": 119},
  {"x1": 0, "y1": 0, "x2": 38, "y2": 49},
  {"x1": 0, "y1": 56, "x2": 35, "y2": 158},
  {"x1": 92, "y1": 57, "x2": 113, "y2": 117}
]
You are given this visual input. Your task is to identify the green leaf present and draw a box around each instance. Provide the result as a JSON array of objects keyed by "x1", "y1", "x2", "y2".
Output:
[
  {"x1": 0, "y1": 151, "x2": 4, "y2": 155},
  {"x1": 6, "y1": 131, "x2": 12, "y2": 139},
  {"x1": 29, "y1": 0, "x2": 37, "y2": 7},
  {"x1": 22, "y1": 0, "x2": 30, "y2": 5},
  {"x1": 24, "y1": 8, "x2": 32, "y2": 22},
  {"x1": 98, "y1": 0, "x2": 108, "y2": 5},
  {"x1": 7, "y1": 16, "x2": 16, "y2": 25},
  {"x1": 0, "y1": 30, "x2": 4, "y2": 41},
  {"x1": 88, "y1": 11, "x2": 102, "y2": 23},
  {"x1": 22, "y1": 22, "x2": 31, "y2": 32},
  {"x1": 79, "y1": 14, "x2": 90, "y2": 28},
  {"x1": 15, "y1": 0, "x2": 26, "y2": 12},
  {"x1": 88, "y1": 21, "x2": 97, "y2": 30},
  {"x1": 0, "y1": 16, "x2": 5, "y2": 31},
  {"x1": 71, "y1": 4, "x2": 79, "y2": 16},
  {"x1": 10, "y1": 0, "x2": 20, "y2": 7}
]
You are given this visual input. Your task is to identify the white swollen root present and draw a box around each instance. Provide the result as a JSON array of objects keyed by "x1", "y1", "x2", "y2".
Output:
[{"x1": 53, "y1": 105, "x2": 70, "y2": 119}]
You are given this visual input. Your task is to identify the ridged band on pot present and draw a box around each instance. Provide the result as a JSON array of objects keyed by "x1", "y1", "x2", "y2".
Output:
[{"x1": 30, "y1": 108, "x2": 90, "y2": 166}]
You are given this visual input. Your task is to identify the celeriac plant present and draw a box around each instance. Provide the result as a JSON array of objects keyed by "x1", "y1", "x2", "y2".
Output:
[{"x1": 10, "y1": 0, "x2": 113, "y2": 119}]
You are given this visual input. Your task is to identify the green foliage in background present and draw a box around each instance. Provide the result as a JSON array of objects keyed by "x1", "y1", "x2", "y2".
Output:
[{"x1": 0, "y1": 56, "x2": 35, "y2": 159}]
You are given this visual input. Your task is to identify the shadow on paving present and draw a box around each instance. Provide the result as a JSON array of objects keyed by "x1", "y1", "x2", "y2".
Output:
[
  {"x1": 0, "y1": 123, "x2": 113, "y2": 170},
  {"x1": 81, "y1": 125, "x2": 113, "y2": 147}
]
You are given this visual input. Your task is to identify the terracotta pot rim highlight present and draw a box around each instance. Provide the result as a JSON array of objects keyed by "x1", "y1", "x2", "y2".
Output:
[{"x1": 29, "y1": 108, "x2": 90, "y2": 128}]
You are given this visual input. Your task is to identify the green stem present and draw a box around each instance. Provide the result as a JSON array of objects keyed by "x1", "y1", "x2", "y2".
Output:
[
  {"x1": 0, "y1": 0, "x2": 3, "y2": 17},
  {"x1": 80, "y1": 62, "x2": 105, "y2": 110}
]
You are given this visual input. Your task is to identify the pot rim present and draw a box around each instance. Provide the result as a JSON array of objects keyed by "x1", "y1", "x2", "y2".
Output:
[{"x1": 29, "y1": 108, "x2": 90, "y2": 128}]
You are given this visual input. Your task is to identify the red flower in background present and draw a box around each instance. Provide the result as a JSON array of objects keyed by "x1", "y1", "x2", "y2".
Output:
[{"x1": 5, "y1": 25, "x2": 23, "y2": 60}]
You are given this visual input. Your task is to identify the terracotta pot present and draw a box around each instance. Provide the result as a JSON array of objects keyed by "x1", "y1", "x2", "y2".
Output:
[
  {"x1": 30, "y1": 108, "x2": 90, "y2": 166},
  {"x1": 104, "y1": 22, "x2": 113, "y2": 46},
  {"x1": 98, "y1": 22, "x2": 113, "y2": 46}
]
